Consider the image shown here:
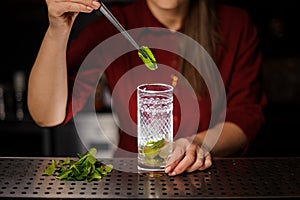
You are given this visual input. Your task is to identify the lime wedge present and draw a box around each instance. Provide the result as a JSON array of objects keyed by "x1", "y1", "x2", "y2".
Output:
[
  {"x1": 158, "y1": 142, "x2": 170, "y2": 159},
  {"x1": 143, "y1": 146, "x2": 159, "y2": 159},
  {"x1": 143, "y1": 138, "x2": 165, "y2": 159}
]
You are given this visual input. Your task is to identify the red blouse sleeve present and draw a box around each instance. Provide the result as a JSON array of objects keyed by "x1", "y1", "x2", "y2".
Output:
[{"x1": 216, "y1": 5, "x2": 267, "y2": 152}]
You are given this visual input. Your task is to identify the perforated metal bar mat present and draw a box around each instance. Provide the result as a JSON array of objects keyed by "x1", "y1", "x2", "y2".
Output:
[{"x1": 0, "y1": 157, "x2": 299, "y2": 199}]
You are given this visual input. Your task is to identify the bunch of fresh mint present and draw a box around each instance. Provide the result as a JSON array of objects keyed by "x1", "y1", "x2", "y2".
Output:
[{"x1": 44, "y1": 148, "x2": 113, "y2": 182}]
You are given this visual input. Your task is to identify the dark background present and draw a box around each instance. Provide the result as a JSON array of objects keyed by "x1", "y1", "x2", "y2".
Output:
[{"x1": 0, "y1": 0, "x2": 299, "y2": 157}]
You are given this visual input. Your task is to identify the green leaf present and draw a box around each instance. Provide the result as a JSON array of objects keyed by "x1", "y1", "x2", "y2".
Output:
[
  {"x1": 43, "y1": 148, "x2": 113, "y2": 182},
  {"x1": 56, "y1": 169, "x2": 72, "y2": 180},
  {"x1": 138, "y1": 46, "x2": 157, "y2": 70},
  {"x1": 105, "y1": 164, "x2": 113, "y2": 173},
  {"x1": 44, "y1": 160, "x2": 57, "y2": 176},
  {"x1": 86, "y1": 154, "x2": 97, "y2": 165},
  {"x1": 59, "y1": 157, "x2": 71, "y2": 166},
  {"x1": 87, "y1": 148, "x2": 97, "y2": 156}
]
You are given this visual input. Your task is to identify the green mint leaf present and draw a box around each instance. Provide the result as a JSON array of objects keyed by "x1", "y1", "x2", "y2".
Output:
[
  {"x1": 44, "y1": 160, "x2": 57, "y2": 176},
  {"x1": 43, "y1": 148, "x2": 113, "y2": 182},
  {"x1": 105, "y1": 164, "x2": 113, "y2": 173},
  {"x1": 138, "y1": 46, "x2": 157, "y2": 70},
  {"x1": 87, "y1": 148, "x2": 97, "y2": 156},
  {"x1": 56, "y1": 169, "x2": 72, "y2": 180},
  {"x1": 59, "y1": 157, "x2": 71, "y2": 166}
]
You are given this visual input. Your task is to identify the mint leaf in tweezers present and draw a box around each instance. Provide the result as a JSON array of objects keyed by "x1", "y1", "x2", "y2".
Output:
[
  {"x1": 138, "y1": 46, "x2": 158, "y2": 70},
  {"x1": 43, "y1": 148, "x2": 113, "y2": 182}
]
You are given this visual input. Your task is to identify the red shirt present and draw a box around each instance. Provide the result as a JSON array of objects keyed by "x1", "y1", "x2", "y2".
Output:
[{"x1": 65, "y1": 0, "x2": 266, "y2": 156}]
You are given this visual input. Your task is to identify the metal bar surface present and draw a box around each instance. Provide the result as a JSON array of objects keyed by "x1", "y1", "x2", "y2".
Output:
[{"x1": 0, "y1": 157, "x2": 299, "y2": 199}]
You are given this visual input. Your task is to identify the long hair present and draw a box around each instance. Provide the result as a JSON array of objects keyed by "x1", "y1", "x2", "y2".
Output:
[{"x1": 180, "y1": 0, "x2": 219, "y2": 97}]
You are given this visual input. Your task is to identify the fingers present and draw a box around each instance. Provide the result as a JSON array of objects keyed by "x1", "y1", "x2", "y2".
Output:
[
  {"x1": 168, "y1": 146, "x2": 197, "y2": 176},
  {"x1": 164, "y1": 144, "x2": 185, "y2": 175},
  {"x1": 198, "y1": 154, "x2": 212, "y2": 171},
  {"x1": 68, "y1": 0, "x2": 101, "y2": 11},
  {"x1": 46, "y1": 0, "x2": 101, "y2": 29},
  {"x1": 186, "y1": 148, "x2": 212, "y2": 172},
  {"x1": 52, "y1": 0, "x2": 100, "y2": 8},
  {"x1": 47, "y1": 0, "x2": 100, "y2": 16},
  {"x1": 165, "y1": 142, "x2": 212, "y2": 176}
]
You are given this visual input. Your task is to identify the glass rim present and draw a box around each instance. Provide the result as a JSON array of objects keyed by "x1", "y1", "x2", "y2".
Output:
[{"x1": 137, "y1": 83, "x2": 174, "y2": 93}]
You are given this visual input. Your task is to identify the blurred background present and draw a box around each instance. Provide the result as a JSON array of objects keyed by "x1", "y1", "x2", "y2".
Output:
[{"x1": 0, "y1": 0, "x2": 299, "y2": 157}]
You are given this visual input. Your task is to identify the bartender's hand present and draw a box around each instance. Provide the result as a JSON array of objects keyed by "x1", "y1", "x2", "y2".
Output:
[
  {"x1": 46, "y1": 0, "x2": 100, "y2": 31},
  {"x1": 164, "y1": 137, "x2": 212, "y2": 176}
]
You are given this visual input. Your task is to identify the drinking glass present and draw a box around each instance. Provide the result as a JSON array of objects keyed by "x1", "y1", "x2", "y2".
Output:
[{"x1": 137, "y1": 83, "x2": 173, "y2": 176}]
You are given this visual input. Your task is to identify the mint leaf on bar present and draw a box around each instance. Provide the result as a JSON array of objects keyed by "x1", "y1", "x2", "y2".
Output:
[{"x1": 43, "y1": 148, "x2": 113, "y2": 182}]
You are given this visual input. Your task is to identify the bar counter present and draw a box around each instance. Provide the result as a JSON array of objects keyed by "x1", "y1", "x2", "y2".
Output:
[{"x1": 0, "y1": 157, "x2": 299, "y2": 199}]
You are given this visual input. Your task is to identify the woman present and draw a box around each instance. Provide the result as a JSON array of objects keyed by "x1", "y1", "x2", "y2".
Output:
[{"x1": 28, "y1": 0, "x2": 266, "y2": 176}]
